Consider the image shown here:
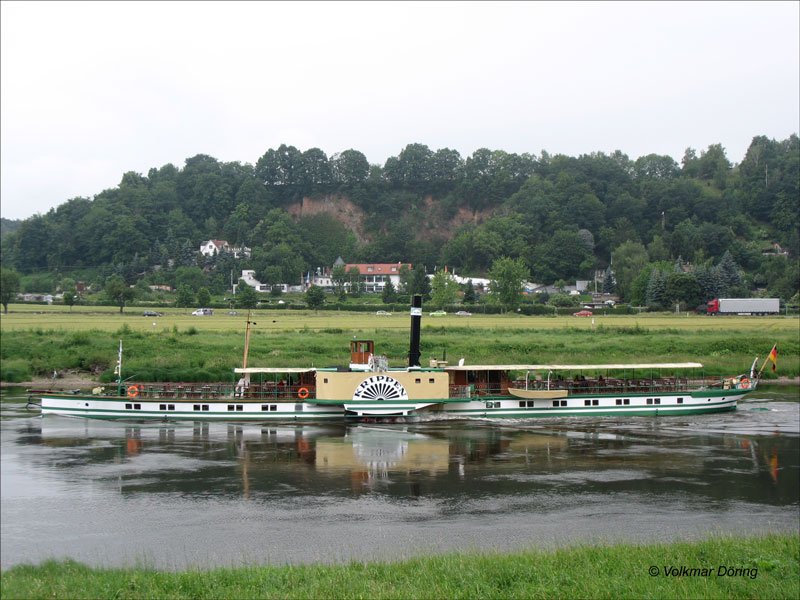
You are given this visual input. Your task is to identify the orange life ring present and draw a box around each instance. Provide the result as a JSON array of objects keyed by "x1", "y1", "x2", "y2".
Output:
[
  {"x1": 740, "y1": 378, "x2": 750, "y2": 389},
  {"x1": 127, "y1": 385, "x2": 139, "y2": 398},
  {"x1": 297, "y1": 387, "x2": 310, "y2": 399}
]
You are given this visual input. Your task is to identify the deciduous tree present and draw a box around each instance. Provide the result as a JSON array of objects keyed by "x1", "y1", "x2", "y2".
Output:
[
  {"x1": 63, "y1": 290, "x2": 77, "y2": 311},
  {"x1": 430, "y1": 270, "x2": 459, "y2": 308},
  {"x1": 305, "y1": 285, "x2": 326, "y2": 310},
  {"x1": 235, "y1": 281, "x2": 259, "y2": 309},
  {"x1": 175, "y1": 285, "x2": 195, "y2": 308},
  {"x1": 611, "y1": 241, "x2": 649, "y2": 302},
  {"x1": 488, "y1": 257, "x2": 528, "y2": 312},
  {"x1": 0, "y1": 267, "x2": 21, "y2": 314},
  {"x1": 196, "y1": 287, "x2": 212, "y2": 307},
  {"x1": 104, "y1": 275, "x2": 136, "y2": 313}
]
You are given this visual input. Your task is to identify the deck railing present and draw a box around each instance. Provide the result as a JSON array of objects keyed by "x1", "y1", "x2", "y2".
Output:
[
  {"x1": 457, "y1": 377, "x2": 724, "y2": 398},
  {"x1": 129, "y1": 383, "x2": 316, "y2": 401}
]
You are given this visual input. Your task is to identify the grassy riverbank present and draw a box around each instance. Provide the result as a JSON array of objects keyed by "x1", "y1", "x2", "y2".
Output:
[
  {"x1": 1, "y1": 534, "x2": 797, "y2": 599},
  {"x1": 1, "y1": 306, "x2": 798, "y2": 383}
]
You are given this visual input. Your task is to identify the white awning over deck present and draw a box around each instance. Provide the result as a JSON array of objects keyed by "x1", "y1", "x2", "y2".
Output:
[
  {"x1": 445, "y1": 362, "x2": 703, "y2": 371},
  {"x1": 234, "y1": 367, "x2": 317, "y2": 374}
]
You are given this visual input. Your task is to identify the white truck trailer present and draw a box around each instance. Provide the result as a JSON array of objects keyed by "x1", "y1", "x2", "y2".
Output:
[{"x1": 706, "y1": 298, "x2": 780, "y2": 315}]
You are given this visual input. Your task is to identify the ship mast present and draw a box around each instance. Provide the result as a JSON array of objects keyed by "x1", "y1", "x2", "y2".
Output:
[
  {"x1": 114, "y1": 339, "x2": 123, "y2": 394},
  {"x1": 242, "y1": 311, "x2": 254, "y2": 370}
]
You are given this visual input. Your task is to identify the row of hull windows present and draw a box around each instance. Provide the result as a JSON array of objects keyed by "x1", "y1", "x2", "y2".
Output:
[
  {"x1": 539, "y1": 397, "x2": 685, "y2": 408},
  {"x1": 121, "y1": 403, "x2": 301, "y2": 412},
  {"x1": 124, "y1": 403, "x2": 187, "y2": 411},
  {"x1": 121, "y1": 396, "x2": 687, "y2": 412}
]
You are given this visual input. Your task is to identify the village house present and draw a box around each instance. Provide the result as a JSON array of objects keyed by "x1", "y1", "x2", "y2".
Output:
[
  {"x1": 20, "y1": 293, "x2": 54, "y2": 304},
  {"x1": 306, "y1": 267, "x2": 334, "y2": 290},
  {"x1": 448, "y1": 270, "x2": 491, "y2": 292},
  {"x1": 235, "y1": 270, "x2": 270, "y2": 293},
  {"x1": 199, "y1": 239, "x2": 251, "y2": 259}
]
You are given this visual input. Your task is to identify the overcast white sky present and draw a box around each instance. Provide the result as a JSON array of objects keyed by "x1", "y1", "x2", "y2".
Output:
[{"x1": 1, "y1": 1, "x2": 798, "y2": 220}]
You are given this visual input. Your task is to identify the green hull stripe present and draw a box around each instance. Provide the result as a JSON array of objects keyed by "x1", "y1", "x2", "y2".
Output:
[
  {"x1": 442, "y1": 405, "x2": 736, "y2": 418},
  {"x1": 40, "y1": 386, "x2": 751, "y2": 405},
  {"x1": 41, "y1": 407, "x2": 344, "y2": 419}
]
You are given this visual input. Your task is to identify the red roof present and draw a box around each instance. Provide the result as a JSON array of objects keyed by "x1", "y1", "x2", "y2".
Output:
[{"x1": 344, "y1": 263, "x2": 411, "y2": 275}]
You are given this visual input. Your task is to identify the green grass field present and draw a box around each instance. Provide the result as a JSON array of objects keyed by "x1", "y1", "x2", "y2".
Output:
[
  {"x1": 1, "y1": 305, "x2": 798, "y2": 382},
  {"x1": 2, "y1": 303, "x2": 796, "y2": 333},
  {"x1": 1, "y1": 534, "x2": 797, "y2": 599}
]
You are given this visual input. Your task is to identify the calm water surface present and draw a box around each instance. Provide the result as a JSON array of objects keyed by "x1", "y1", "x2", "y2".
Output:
[{"x1": 1, "y1": 387, "x2": 798, "y2": 570}]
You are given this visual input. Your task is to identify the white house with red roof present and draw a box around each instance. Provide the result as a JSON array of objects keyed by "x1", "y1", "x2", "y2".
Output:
[{"x1": 343, "y1": 262, "x2": 411, "y2": 293}]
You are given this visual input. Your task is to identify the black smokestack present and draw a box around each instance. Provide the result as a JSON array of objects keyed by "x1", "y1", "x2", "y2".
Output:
[{"x1": 408, "y1": 294, "x2": 422, "y2": 367}]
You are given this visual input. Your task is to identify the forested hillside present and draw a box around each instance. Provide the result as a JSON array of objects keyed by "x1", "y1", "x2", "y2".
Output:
[{"x1": 1, "y1": 135, "x2": 798, "y2": 305}]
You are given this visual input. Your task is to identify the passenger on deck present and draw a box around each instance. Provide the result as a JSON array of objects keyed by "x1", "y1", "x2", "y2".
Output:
[{"x1": 235, "y1": 377, "x2": 248, "y2": 398}]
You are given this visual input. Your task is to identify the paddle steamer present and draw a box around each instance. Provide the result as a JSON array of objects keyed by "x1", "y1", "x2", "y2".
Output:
[{"x1": 37, "y1": 296, "x2": 762, "y2": 421}]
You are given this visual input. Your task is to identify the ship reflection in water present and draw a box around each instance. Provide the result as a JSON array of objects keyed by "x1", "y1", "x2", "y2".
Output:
[
  {"x1": 31, "y1": 409, "x2": 797, "y2": 505},
  {"x1": 1, "y1": 393, "x2": 798, "y2": 570}
]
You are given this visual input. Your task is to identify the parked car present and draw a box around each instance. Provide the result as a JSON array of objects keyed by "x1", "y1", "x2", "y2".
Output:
[
  {"x1": 573, "y1": 310, "x2": 593, "y2": 317},
  {"x1": 455, "y1": 310, "x2": 472, "y2": 317},
  {"x1": 375, "y1": 310, "x2": 391, "y2": 316},
  {"x1": 191, "y1": 308, "x2": 213, "y2": 316},
  {"x1": 142, "y1": 311, "x2": 163, "y2": 317},
  {"x1": 429, "y1": 310, "x2": 446, "y2": 317}
]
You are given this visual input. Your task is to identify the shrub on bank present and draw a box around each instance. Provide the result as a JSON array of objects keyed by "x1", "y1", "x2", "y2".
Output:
[{"x1": 0, "y1": 359, "x2": 31, "y2": 383}]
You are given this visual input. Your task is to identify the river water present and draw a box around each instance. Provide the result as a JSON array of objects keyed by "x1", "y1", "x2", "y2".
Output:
[{"x1": 1, "y1": 387, "x2": 798, "y2": 570}]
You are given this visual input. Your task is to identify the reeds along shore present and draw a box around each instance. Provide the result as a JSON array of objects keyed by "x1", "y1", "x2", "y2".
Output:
[
  {"x1": 1, "y1": 310, "x2": 798, "y2": 384},
  {"x1": 0, "y1": 534, "x2": 797, "y2": 600}
]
